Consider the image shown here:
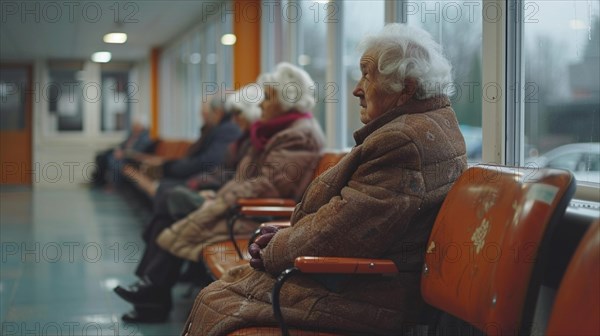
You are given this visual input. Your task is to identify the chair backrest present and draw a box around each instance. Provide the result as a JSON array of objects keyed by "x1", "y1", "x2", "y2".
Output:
[
  {"x1": 154, "y1": 140, "x2": 192, "y2": 159},
  {"x1": 546, "y1": 219, "x2": 599, "y2": 336},
  {"x1": 311, "y1": 152, "x2": 347, "y2": 179},
  {"x1": 421, "y1": 164, "x2": 575, "y2": 335}
]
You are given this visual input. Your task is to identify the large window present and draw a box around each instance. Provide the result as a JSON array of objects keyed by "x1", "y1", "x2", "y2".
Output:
[
  {"x1": 297, "y1": 0, "x2": 328, "y2": 131},
  {"x1": 523, "y1": 1, "x2": 600, "y2": 184},
  {"x1": 344, "y1": 1, "x2": 385, "y2": 148},
  {"x1": 44, "y1": 61, "x2": 140, "y2": 136},
  {"x1": 406, "y1": 0, "x2": 483, "y2": 162},
  {"x1": 47, "y1": 63, "x2": 84, "y2": 132},
  {"x1": 260, "y1": 0, "x2": 599, "y2": 190},
  {"x1": 100, "y1": 64, "x2": 133, "y2": 132},
  {"x1": 159, "y1": 12, "x2": 233, "y2": 139}
]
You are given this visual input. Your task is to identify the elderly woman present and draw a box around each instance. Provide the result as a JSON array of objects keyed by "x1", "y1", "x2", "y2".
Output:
[{"x1": 181, "y1": 24, "x2": 467, "y2": 335}]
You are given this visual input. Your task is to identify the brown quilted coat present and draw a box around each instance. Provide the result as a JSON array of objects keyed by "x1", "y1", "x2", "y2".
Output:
[{"x1": 182, "y1": 96, "x2": 467, "y2": 335}]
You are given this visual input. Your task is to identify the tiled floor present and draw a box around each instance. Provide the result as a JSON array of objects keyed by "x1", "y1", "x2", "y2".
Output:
[{"x1": 0, "y1": 185, "x2": 196, "y2": 336}]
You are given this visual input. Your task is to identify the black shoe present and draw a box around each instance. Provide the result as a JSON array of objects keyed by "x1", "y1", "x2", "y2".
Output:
[
  {"x1": 121, "y1": 306, "x2": 169, "y2": 323},
  {"x1": 114, "y1": 279, "x2": 172, "y2": 307}
]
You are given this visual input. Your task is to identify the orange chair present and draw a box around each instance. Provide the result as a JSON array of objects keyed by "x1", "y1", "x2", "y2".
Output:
[
  {"x1": 203, "y1": 152, "x2": 347, "y2": 279},
  {"x1": 229, "y1": 164, "x2": 575, "y2": 335},
  {"x1": 546, "y1": 219, "x2": 599, "y2": 336}
]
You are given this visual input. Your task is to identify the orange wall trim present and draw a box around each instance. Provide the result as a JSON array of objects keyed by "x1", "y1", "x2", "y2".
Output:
[
  {"x1": 150, "y1": 47, "x2": 161, "y2": 139},
  {"x1": 233, "y1": 0, "x2": 261, "y2": 87}
]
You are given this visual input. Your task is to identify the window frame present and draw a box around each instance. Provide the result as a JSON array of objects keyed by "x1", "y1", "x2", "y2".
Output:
[{"x1": 260, "y1": 0, "x2": 599, "y2": 200}]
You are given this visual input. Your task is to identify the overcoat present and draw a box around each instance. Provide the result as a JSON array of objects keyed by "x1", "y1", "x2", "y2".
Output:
[
  {"x1": 182, "y1": 96, "x2": 468, "y2": 336},
  {"x1": 157, "y1": 117, "x2": 325, "y2": 262}
]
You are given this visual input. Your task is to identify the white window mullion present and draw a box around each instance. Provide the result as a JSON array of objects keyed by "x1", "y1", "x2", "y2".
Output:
[
  {"x1": 385, "y1": 0, "x2": 408, "y2": 24},
  {"x1": 505, "y1": 0, "x2": 525, "y2": 166},
  {"x1": 326, "y1": 0, "x2": 347, "y2": 150},
  {"x1": 481, "y1": 0, "x2": 506, "y2": 164}
]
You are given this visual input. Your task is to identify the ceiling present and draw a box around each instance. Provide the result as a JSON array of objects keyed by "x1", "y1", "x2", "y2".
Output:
[{"x1": 0, "y1": 1, "x2": 209, "y2": 62}]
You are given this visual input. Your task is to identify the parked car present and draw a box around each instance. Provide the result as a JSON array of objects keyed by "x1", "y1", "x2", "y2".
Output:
[{"x1": 526, "y1": 142, "x2": 600, "y2": 184}]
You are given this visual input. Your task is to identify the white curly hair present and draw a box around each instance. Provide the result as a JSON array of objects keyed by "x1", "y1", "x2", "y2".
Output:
[
  {"x1": 358, "y1": 23, "x2": 454, "y2": 99},
  {"x1": 257, "y1": 62, "x2": 316, "y2": 113}
]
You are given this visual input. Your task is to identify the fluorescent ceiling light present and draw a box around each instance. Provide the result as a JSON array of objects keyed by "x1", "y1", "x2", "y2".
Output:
[
  {"x1": 103, "y1": 33, "x2": 127, "y2": 44},
  {"x1": 91, "y1": 52, "x2": 111, "y2": 63},
  {"x1": 221, "y1": 34, "x2": 236, "y2": 45}
]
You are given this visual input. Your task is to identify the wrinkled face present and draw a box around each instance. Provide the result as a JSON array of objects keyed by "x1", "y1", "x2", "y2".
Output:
[
  {"x1": 260, "y1": 85, "x2": 285, "y2": 121},
  {"x1": 352, "y1": 50, "x2": 400, "y2": 124}
]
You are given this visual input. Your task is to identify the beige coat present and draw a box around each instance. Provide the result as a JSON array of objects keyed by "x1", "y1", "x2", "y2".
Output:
[
  {"x1": 156, "y1": 117, "x2": 325, "y2": 262},
  {"x1": 183, "y1": 96, "x2": 467, "y2": 335}
]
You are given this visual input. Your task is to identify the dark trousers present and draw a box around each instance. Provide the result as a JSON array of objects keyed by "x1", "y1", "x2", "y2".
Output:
[
  {"x1": 92, "y1": 149, "x2": 112, "y2": 186},
  {"x1": 135, "y1": 182, "x2": 184, "y2": 288}
]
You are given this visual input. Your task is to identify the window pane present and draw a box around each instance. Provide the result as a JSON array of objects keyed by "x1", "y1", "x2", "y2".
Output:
[
  {"x1": 158, "y1": 14, "x2": 232, "y2": 140},
  {"x1": 298, "y1": 0, "x2": 328, "y2": 131},
  {"x1": 406, "y1": 0, "x2": 483, "y2": 162},
  {"x1": 101, "y1": 69, "x2": 131, "y2": 132},
  {"x1": 0, "y1": 67, "x2": 27, "y2": 131},
  {"x1": 345, "y1": 0, "x2": 385, "y2": 148},
  {"x1": 524, "y1": 1, "x2": 600, "y2": 183},
  {"x1": 48, "y1": 67, "x2": 83, "y2": 132}
]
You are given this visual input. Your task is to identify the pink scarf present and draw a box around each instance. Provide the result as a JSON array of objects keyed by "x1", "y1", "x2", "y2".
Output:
[{"x1": 250, "y1": 111, "x2": 312, "y2": 151}]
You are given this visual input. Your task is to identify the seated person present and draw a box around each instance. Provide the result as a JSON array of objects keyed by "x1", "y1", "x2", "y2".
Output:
[
  {"x1": 92, "y1": 116, "x2": 152, "y2": 188},
  {"x1": 124, "y1": 94, "x2": 241, "y2": 197},
  {"x1": 167, "y1": 84, "x2": 264, "y2": 219},
  {"x1": 180, "y1": 24, "x2": 468, "y2": 335},
  {"x1": 114, "y1": 66, "x2": 325, "y2": 323}
]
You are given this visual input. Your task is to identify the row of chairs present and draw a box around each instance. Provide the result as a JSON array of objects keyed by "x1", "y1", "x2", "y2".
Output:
[{"x1": 198, "y1": 154, "x2": 599, "y2": 335}]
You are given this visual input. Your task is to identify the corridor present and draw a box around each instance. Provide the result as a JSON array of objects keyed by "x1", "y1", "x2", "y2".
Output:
[{"x1": 0, "y1": 186, "x2": 193, "y2": 335}]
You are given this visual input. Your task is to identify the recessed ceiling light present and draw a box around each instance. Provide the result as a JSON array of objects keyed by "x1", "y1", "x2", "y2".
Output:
[
  {"x1": 103, "y1": 33, "x2": 127, "y2": 44},
  {"x1": 221, "y1": 34, "x2": 236, "y2": 46},
  {"x1": 189, "y1": 53, "x2": 201, "y2": 64},
  {"x1": 569, "y1": 20, "x2": 586, "y2": 30},
  {"x1": 91, "y1": 52, "x2": 111, "y2": 63}
]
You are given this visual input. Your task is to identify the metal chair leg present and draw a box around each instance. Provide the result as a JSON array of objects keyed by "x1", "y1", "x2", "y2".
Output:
[{"x1": 272, "y1": 267, "x2": 300, "y2": 336}]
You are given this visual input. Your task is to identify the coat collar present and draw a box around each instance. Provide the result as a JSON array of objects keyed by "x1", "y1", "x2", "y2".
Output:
[{"x1": 353, "y1": 95, "x2": 451, "y2": 145}]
